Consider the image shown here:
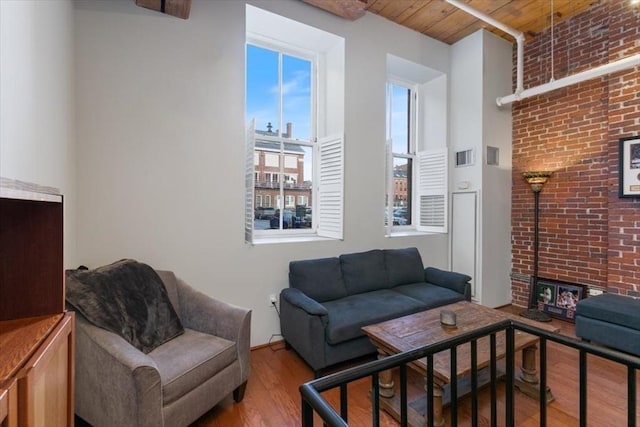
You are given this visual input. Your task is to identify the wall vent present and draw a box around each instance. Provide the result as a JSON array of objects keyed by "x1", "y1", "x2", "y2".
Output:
[
  {"x1": 455, "y1": 149, "x2": 474, "y2": 167},
  {"x1": 487, "y1": 146, "x2": 499, "y2": 166}
]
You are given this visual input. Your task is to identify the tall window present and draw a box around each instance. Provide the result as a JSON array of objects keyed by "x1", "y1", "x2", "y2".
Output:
[
  {"x1": 385, "y1": 54, "x2": 448, "y2": 235},
  {"x1": 245, "y1": 5, "x2": 345, "y2": 243},
  {"x1": 386, "y1": 82, "x2": 414, "y2": 228},
  {"x1": 246, "y1": 42, "x2": 315, "y2": 233}
]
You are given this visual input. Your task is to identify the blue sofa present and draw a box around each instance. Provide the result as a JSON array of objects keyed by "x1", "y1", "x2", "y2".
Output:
[
  {"x1": 279, "y1": 247, "x2": 472, "y2": 375},
  {"x1": 575, "y1": 293, "x2": 640, "y2": 356}
]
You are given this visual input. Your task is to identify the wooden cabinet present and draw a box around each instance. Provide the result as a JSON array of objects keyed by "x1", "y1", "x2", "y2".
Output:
[
  {"x1": 1, "y1": 379, "x2": 18, "y2": 427},
  {"x1": 0, "y1": 179, "x2": 74, "y2": 427}
]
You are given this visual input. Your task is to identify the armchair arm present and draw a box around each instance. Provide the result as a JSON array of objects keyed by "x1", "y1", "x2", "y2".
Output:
[
  {"x1": 280, "y1": 288, "x2": 328, "y2": 316},
  {"x1": 425, "y1": 267, "x2": 472, "y2": 301},
  {"x1": 73, "y1": 314, "x2": 163, "y2": 427},
  {"x1": 175, "y1": 278, "x2": 252, "y2": 383}
]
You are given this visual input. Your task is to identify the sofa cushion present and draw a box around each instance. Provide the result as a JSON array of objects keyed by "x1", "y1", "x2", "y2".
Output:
[
  {"x1": 575, "y1": 316, "x2": 640, "y2": 356},
  {"x1": 151, "y1": 328, "x2": 236, "y2": 405},
  {"x1": 384, "y1": 247, "x2": 424, "y2": 287},
  {"x1": 340, "y1": 249, "x2": 388, "y2": 295},
  {"x1": 393, "y1": 282, "x2": 466, "y2": 309},
  {"x1": 576, "y1": 293, "x2": 640, "y2": 330},
  {"x1": 289, "y1": 257, "x2": 347, "y2": 302},
  {"x1": 322, "y1": 289, "x2": 425, "y2": 344}
]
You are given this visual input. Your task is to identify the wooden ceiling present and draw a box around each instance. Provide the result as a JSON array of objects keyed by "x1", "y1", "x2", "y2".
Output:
[{"x1": 303, "y1": 0, "x2": 597, "y2": 45}]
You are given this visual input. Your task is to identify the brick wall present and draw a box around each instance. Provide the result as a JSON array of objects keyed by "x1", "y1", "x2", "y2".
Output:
[{"x1": 511, "y1": 0, "x2": 640, "y2": 306}]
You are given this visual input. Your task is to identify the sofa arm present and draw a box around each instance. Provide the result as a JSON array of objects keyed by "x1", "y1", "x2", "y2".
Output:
[
  {"x1": 73, "y1": 314, "x2": 163, "y2": 427},
  {"x1": 175, "y1": 278, "x2": 252, "y2": 382},
  {"x1": 281, "y1": 288, "x2": 328, "y2": 317},
  {"x1": 280, "y1": 288, "x2": 329, "y2": 373},
  {"x1": 425, "y1": 267, "x2": 472, "y2": 300}
]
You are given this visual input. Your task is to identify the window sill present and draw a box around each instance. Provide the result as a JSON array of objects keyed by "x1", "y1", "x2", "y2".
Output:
[
  {"x1": 386, "y1": 229, "x2": 435, "y2": 238},
  {"x1": 251, "y1": 234, "x2": 337, "y2": 245}
]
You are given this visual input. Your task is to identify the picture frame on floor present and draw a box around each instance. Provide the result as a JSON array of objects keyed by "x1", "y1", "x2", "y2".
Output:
[
  {"x1": 536, "y1": 278, "x2": 585, "y2": 322},
  {"x1": 619, "y1": 136, "x2": 640, "y2": 198}
]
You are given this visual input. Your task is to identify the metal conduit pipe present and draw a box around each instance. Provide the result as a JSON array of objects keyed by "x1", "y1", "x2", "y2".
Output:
[
  {"x1": 445, "y1": 0, "x2": 640, "y2": 107},
  {"x1": 444, "y1": 0, "x2": 525, "y2": 97},
  {"x1": 497, "y1": 53, "x2": 640, "y2": 106}
]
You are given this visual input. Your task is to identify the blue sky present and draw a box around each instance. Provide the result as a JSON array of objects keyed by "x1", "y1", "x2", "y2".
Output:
[{"x1": 246, "y1": 44, "x2": 311, "y2": 141}]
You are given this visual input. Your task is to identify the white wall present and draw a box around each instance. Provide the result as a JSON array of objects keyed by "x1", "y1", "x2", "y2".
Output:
[
  {"x1": 480, "y1": 31, "x2": 513, "y2": 308},
  {"x1": 0, "y1": 0, "x2": 77, "y2": 267},
  {"x1": 74, "y1": 0, "x2": 453, "y2": 346},
  {"x1": 450, "y1": 30, "x2": 513, "y2": 307}
]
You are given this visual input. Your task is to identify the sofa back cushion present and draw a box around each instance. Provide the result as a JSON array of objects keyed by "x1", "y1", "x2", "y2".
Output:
[
  {"x1": 289, "y1": 257, "x2": 347, "y2": 302},
  {"x1": 340, "y1": 249, "x2": 388, "y2": 295},
  {"x1": 384, "y1": 247, "x2": 425, "y2": 287}
]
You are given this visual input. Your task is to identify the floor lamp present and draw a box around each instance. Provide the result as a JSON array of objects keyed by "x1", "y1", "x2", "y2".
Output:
[{"x1": 520, "y1": 171, "x2": 552, "y2": 322}]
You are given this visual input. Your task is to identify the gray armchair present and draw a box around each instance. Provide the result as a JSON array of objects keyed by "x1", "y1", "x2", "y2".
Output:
[{"x1": 70, "y1": 269, "x2": 251, "y2": 427}]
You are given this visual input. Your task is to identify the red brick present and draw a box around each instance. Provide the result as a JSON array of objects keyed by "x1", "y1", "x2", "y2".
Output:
[{"x1": 511, "y1": 1, "x2": 639, "y2": 305}]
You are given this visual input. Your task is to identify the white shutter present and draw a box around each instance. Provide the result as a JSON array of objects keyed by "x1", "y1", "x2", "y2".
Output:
[
  {"x1": 385, "y1": 140, "x2": 393, "y2": 236},
  {"x1": 244, "y1": 119, "x2": 256, "y2": 244},
  {"x1": 416, "y1": 148, "x2": 448, "y2": 233},
  {"x1": 317, "y1": 134, "x2": 343, "y2": 240}
]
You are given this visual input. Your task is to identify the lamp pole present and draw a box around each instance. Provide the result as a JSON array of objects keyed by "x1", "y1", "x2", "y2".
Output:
[{"x1": 520, "y1": 171, "x2": 552, "y2": 322}]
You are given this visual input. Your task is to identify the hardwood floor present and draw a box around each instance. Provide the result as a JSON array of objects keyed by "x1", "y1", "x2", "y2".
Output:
[{"x1": 193, "y1": 307, "x2": 639, "y2": 426}]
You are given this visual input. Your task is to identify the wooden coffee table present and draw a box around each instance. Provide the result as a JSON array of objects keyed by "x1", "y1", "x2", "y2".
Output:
[{"x1": 362, "y1": 301, "x2": 560, "y2": 427}]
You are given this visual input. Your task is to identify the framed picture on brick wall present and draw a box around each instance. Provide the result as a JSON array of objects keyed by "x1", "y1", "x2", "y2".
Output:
[
  {"x1": 536, "y1": 278, "x2": 585, "y2": 322},
  {"x1": 619, "y1": 136, "x2": 640, "y2": 198}
]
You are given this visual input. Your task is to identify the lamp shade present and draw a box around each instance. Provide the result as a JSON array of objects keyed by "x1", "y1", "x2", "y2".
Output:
[{"x1": 523, "y1": 171, "x2": 552, "y2": 192}]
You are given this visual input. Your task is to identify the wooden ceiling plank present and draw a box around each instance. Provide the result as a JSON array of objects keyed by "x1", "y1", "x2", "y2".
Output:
[
  {"x1": 515, "y1": 1, "x2": 594, "y2": 36},
  {"x1": 396, "y1": 1, "x2": 456, "y2": 33},
  {"x1": 371, "y1": 0, "x2": 426, "y2": 21},
  {"x1": 422, "y1": 0, "x2": 512, "y2": 44},
  {"x1": 302, "y1": 0, "x2": 368, "y2": 20},
  {"x1": 442, "y1": 0, "x2": 541, "y2": 45},
  {"x1": 391, "y1": 0, "x2": 436, "y2": 23},
  {"x1": 362, "y1": 0, "x2": 386, "y2": 14},
  {"x1": 431, "y1": 0, "x2": 594, "y2": 44},
  {"x1": 303, "y1": 0, "x2": 598, "y2": 45}
]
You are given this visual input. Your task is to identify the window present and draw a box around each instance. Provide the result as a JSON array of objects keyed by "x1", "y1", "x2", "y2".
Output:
[
  {"x1": 245, "y1": 5, "x2": 345, "y2": 243},
  {"x1": 387, "y1": 82, "x2": 414, "y2": 228},
  {"x1": 385, "y1": 55, "x2": 448, "y2": 235},
  {"x1": 285, "y1": 195, "x2": 295, "y2": 208}
]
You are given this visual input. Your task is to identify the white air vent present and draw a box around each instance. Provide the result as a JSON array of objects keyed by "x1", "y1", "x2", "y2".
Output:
[
  {"x1": 455, "y1": 149, "x2": 474, "y2": 167},
  {"x1": 487, "y1": 146, "x2": 499, "y2": 166}
]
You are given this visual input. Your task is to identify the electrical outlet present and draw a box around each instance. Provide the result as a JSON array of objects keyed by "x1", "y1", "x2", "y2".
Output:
[{"x1": 269, "y1": 294, "x2": 277, "y2": 306}]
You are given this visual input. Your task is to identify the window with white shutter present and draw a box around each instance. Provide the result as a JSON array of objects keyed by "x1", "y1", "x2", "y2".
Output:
[
  {"x1": 386, "y1": 55, "x2": 448, "y2": 236},
  {"x1": 245, "y1": 5, "x2": 344, "y2": 244}
]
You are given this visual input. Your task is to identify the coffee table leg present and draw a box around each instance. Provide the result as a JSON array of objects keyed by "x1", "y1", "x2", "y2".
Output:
[
  {"x1": 515, "y1": 344, "x2": 555, "y2": 403},
  {"x1": 424, "y1": 378, "x2": 445, "y2": 427},
  {"x1": 377, "y1": 351, "x2": 395, "y2": 398},
  {"x1": 520, "y1": 344, "x2": 539, "y2": 384}
]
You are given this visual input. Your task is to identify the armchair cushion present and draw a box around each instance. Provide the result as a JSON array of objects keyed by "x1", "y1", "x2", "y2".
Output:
[
  {"x1": 151, "y1": 329, "x2": 236, "y2": 405},
  {"x1": 66, "y1": 259, "x2": 184, "y2": 354}
]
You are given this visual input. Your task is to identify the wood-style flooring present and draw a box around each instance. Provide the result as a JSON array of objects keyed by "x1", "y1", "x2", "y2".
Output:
[{"x1": 193, "y1": 306, "x2": 640, "y2": 426}]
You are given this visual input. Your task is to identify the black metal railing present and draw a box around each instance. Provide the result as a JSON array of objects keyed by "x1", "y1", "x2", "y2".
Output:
[{"x1": 300, "y1": 319, "x2": 640, "y2": 427}]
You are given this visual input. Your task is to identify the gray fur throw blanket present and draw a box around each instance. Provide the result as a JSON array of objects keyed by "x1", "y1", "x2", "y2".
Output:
[{"x1": 66, "y1": 259, "x2": 184, "y2": 353}]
